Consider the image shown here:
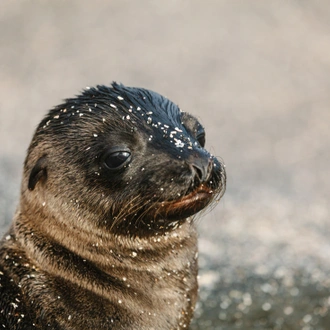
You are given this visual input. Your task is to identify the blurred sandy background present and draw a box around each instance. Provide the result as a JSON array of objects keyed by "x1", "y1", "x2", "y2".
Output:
[{"x1": 1, "y1": 1, "x2": 330, "y2": 329}]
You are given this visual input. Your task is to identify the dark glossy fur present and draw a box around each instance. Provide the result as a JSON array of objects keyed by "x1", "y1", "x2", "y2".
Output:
[{"x1": 0, "y1": 83, "x2": 226, "y2": 329}]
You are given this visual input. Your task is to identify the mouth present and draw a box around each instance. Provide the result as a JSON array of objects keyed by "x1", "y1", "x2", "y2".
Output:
[
  {"x1": 154, "y1": 184, "x2": 216, "y2": 220},
  {"x1": 108, "y1": 168, "x2": 225, "y2": 235}
]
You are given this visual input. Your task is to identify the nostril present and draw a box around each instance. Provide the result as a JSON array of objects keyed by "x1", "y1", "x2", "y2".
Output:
[
  {"x1": 186, "y1": 151, "x2": 215, "y2": 185},
  {"x1": 192, "y1": 165, "x2": 204, "y2": 182},
  {"x1": 189, "y1": 157, "x2": 213, "y2": 183}
]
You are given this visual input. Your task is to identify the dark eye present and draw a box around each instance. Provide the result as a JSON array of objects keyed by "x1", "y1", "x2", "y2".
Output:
[
  {"x1": 103, "y1": 150, "x2": 131, "y2": 170},
  {"x1": 197, "y1": 132, "x2": 205, "y2": 148}
]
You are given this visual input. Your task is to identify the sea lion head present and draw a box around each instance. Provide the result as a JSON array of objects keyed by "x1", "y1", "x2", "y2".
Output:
[{"x1": 22, "y1": 83, "x2": 226, "y2": 237}]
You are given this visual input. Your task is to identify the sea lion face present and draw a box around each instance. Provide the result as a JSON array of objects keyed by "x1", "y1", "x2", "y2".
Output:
[{"x1": 24, "y1": 83, "x2": 226, "y2": 237}]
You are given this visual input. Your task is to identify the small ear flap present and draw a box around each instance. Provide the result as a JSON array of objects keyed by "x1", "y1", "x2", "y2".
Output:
[{"x1": 28, "y1": 156, "x2": 48, "y2": 191}]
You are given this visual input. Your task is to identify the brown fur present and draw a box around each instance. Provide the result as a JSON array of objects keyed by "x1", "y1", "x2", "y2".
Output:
[{"x1": 0, "y1": 83, "x2": 225, "y2": 329}]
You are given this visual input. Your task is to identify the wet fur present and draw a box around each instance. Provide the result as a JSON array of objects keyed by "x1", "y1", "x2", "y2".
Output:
[{"x1": 0, "y1": 83, "x2": 225, "y2": 329}]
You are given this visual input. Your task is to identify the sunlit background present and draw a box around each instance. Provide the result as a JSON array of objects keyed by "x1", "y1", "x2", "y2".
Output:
[{"x1": 1, "y1": 1, "x2": 330, "y2": 329}]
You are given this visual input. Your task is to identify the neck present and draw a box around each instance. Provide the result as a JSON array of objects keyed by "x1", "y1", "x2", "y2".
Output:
[{"x1": 8, "y1": 205, "x2": 199, "y2": 329}]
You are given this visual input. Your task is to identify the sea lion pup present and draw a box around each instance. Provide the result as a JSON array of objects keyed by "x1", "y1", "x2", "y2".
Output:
[{"x1": 0, "y1": 83, "x2": 226, "y2": 330}]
